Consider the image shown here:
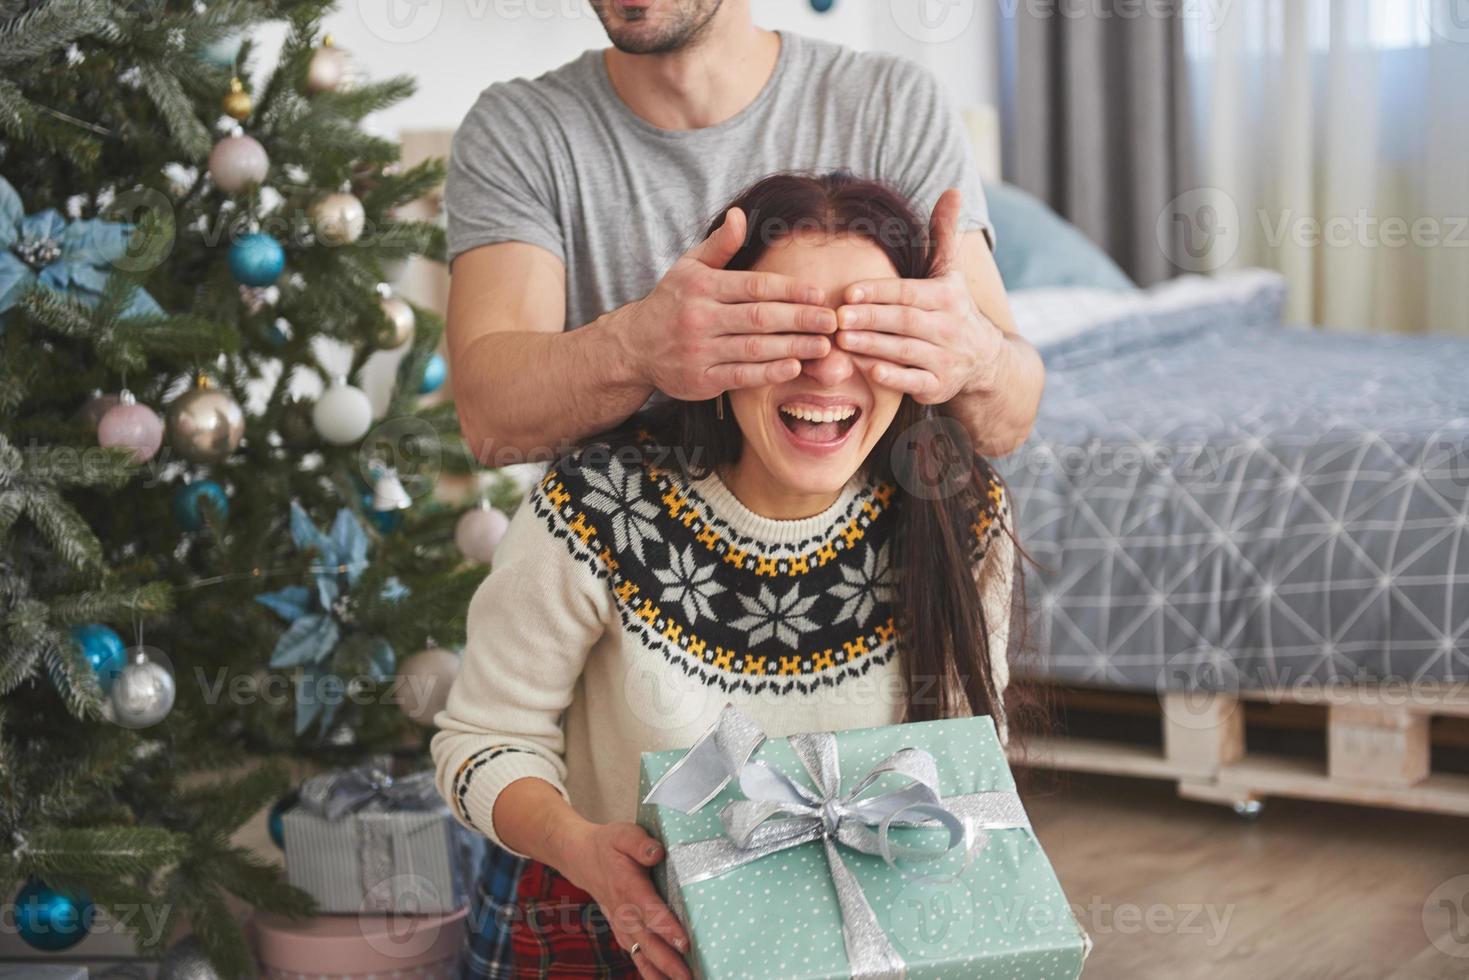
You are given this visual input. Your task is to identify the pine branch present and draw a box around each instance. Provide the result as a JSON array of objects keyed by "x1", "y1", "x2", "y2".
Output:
[
  {"x1": 23, "y1": 489, "x2": 104, "y2": 570},
  {"x1": 0, "y1": 0, "x2": 109, "y2": 67},
  {"x1": 18, "y1": 286, "x2": 95, "y2": 339},
  {"x1": 22, "y1": 825, "x2": 190, "y2": 877},
  {"x1": 40, "y1": 630, "x2": 104, "y2": 717},
  {"x1": 51, "y1": 582, "x2": 172, "y2": 624},
  {"x1": 174, "y1": 869, "x2": 257, "y2": 980},
  {"x1": 137, "y1": 64, "x2": 211, "y2": 162}
]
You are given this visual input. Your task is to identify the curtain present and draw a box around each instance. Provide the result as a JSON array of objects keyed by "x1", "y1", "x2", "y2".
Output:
[
  {"x1": 1001, "y1": 0, "x2": 1195, "y2": 285},
  {"x1": 1182, "y1": 0, "x2": 1469, "y2": 333}
]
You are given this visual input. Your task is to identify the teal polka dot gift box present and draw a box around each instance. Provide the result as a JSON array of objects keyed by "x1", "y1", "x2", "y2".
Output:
[{"x1": 637, "y1": 708, "x2": 1090, "y2": 980}]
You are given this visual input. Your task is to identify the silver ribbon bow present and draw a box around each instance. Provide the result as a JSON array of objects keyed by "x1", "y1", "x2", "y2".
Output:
[
  {"x1": 643, "y1": 706, "x2": 1031, "y2": 980},
  {"x1": 296, "y1": 757, "x2": 442, "y2": 822}
]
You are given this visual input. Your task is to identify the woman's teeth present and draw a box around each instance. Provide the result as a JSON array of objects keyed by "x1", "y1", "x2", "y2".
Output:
[
  {"x1": 777, "y1": 404, "x2": 860, "y2": 446},
  {"x1": 779, "y1": 405, "x2": 857, "y2": 424}
]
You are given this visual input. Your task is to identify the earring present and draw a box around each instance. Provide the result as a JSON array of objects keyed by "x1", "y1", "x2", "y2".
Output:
[{"x1": 714, "y1": 393, "x2": 725, "y2": 420}]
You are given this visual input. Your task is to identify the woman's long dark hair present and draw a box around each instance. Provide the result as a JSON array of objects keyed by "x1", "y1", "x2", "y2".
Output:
[{"x1": 599, "y1": 172, "x2": 1016, "y2": 724}]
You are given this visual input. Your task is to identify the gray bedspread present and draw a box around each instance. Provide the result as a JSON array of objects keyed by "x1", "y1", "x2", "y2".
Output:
[{"x1": 996, "y1": 286, "x2": 1469, "y2": 693}]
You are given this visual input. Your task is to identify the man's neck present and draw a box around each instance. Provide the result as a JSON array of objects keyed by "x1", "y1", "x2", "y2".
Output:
[{"x1": 602, "y1": 18, "x2": 781, "y2": 131}]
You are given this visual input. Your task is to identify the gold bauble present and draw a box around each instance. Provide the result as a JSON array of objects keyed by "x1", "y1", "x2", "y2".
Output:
[
  {"x1": 311, "y1": 191, "x2": 366, "y2": 246},
  {"x1": 375, "y1": 294, "x2": 416, "y2": 349},
  {"x1": 306, "y1": 37, "x2": 353, "y2": 95},
  {"x1": 167, "y1": 381, "x2": 245, "y2": 464},
  {"x1": 222, "y1": 77, "x2": 252, "y2": 121}
]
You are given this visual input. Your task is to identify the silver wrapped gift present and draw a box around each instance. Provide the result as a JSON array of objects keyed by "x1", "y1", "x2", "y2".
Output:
[{"x1": 282, "y1": 760, "x2": 484, "y2": 914}]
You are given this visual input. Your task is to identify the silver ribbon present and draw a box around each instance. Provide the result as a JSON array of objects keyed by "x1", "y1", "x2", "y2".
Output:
[{"x1": 642, "y1": 706, "x2": 1031, "y2": 980}]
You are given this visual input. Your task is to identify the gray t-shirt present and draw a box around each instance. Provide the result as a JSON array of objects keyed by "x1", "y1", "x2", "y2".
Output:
[{"x1": 446, "y1": 31, "x2": 991, "y2": 332}]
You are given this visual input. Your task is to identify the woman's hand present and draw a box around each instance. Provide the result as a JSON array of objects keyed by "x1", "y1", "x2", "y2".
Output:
[{"x1": 552, "y1": 815, "x2": 692, "y2": 980}]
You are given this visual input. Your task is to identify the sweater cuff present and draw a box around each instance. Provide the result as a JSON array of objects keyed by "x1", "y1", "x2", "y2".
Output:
[{"x1": 449, "y1": 746, "x2": 568, "y2": 855}]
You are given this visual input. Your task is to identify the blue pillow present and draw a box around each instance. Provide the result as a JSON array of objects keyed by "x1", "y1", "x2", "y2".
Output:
[{"x1": 982, "y1": 181, "x2": 1135, "y2": 292}]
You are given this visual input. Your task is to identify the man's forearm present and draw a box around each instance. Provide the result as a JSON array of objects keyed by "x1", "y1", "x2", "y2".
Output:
[
  {"x1": 946, "y1": 332, "x2": 1045, "y2": 459},
  {"x1": 452, "y1": 305, "x2": 653, "y2": 465}
]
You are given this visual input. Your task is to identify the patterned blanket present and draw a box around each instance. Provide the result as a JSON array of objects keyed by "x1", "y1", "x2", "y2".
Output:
[{"x1": 997, "y1": 279, "x2": 1469, "y2": 693}]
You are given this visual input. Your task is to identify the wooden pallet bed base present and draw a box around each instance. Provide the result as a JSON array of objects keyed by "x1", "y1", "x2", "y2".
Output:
[{"x1": 1009, "y1": 682, "x2": 1469, "y2": 817}]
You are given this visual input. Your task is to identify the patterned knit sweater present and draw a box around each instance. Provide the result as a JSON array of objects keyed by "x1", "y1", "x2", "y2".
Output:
[{"x1": 432, "y1": 446, "x2": 1014, "y2": 854}]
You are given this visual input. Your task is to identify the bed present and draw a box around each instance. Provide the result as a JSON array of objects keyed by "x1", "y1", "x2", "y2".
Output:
[{"x1": 995, "y1": 269, "x2": 1469, "y2": 816}]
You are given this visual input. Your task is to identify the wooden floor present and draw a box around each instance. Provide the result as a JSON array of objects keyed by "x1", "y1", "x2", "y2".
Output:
[{"x1": 1023, "y1": 771, "x2": 1469, "y2": 979}]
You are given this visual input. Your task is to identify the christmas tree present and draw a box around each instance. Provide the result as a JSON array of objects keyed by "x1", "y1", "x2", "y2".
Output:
[{"x1": 0, "y1": 0, "x2": 508, "y2": 973}]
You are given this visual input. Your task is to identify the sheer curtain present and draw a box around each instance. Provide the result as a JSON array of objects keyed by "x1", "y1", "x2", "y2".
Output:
[{"x1": 1183, "y1": 0, "x2": 1469, "y2": 333}]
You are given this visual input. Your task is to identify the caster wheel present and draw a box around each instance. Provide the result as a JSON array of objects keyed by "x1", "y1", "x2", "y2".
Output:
[{"x1": 1233, "y1": 798, "x2": 1264, "y2": 821}]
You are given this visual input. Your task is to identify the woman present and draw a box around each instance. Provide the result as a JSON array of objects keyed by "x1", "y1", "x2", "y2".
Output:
[{"x1": 433, "y1": 173, "x2": 1017, "y2": 980}]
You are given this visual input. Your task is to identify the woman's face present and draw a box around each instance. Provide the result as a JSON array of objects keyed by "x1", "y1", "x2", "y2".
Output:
[{"x1": 725, "y1": 234, "x2": 905, "y2": 514}]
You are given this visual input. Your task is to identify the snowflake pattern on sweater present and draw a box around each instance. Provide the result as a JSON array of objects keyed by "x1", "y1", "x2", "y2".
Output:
[{"x1": 528, "y1": 439, "x2": 1009, "y2": 696}]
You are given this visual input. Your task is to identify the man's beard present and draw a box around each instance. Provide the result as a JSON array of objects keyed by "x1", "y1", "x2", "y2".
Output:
[{"x1": 594, "y1": 0, "x2": 724, "y2": 55}]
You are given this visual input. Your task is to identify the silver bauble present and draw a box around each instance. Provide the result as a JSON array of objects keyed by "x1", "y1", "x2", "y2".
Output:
[
  {"x1": 207, "y1": 132, "x2": 269, "y2": 194},
  {"x1": 110, "y1": 658, "x2": 176, "y2": 728},
  {"x1": 375, "y1": 294, "x2": 416, "y2": 349},
  {"x1": 311, "y1": 191, "x2": 366, "y2": 246},
  {"x1": 306, "y1": 40, "x2": 352, "y2": 94},
  {"x1": 158, "y1": 936, "x2": 220, "y2": 980},
  {"x1": 167, "y1": 385, "x2": 245, "y2": 464},
  {"x1": 396, "y1": 647, "x2": 461, "y2": 726}
]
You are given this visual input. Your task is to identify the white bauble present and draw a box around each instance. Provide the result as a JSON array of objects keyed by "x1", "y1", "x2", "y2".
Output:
[
  {"x1": 454, "y1": 505, "x2": 509, "y2": 565},
  {"x1": 311, "y1": 382, "x2": 373, "y2": 446}
]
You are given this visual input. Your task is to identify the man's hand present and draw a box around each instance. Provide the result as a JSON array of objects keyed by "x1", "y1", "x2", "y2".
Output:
[
  {"x1": 834, "y1": 189, "x2": 1005, "y2": 404},
  {"x1": 614, "y1": 207, "x2": 838, "y2": 400}
]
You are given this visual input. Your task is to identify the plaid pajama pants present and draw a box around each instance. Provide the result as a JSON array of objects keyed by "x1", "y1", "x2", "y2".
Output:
[{"x1": 458, "y1": 841, "x2": 639, "y2": 979}]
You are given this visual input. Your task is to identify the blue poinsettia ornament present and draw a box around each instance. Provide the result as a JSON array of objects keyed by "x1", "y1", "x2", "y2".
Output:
[
  {"x1": 0, "y1": 176, "x2": 163, "y2": 318},
  {"x1": 256, "y1": 502, "x2": 398, "y2": 735}
]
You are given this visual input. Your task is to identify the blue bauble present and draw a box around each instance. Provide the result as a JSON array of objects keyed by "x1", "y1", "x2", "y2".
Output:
[
  {"x1": 199, "y1": 34, "x2": 242, "y2": 68},
  {"x1": 15, "y1": 878, "x2": 94, "y2": 952},
  {"x1": 267, "y1": 790, "x2": 298, "y2": 849},
  {"x1": 419, "y1": 352, "x2": 447, "y2": 395},
  {"x1": 229, "y1": 233, "x2": 286, "y2": 287},
  {"x1": 173, "y1": 480, "x2": 229, "y2": 531},
  {"x1": 810, "y1": 0, "x2": 835, "y2": 10},
  {"x1": 70, "y1": 624, "x2": 126, "y2": 694}
]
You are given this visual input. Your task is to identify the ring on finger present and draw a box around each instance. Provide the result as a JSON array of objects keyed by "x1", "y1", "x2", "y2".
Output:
[{"x1": 629, "y1": 941, "x2": 642, "y2": 957}]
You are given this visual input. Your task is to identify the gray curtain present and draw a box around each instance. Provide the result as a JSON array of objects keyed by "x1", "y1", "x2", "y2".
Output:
[{"x1": 1001, "y1": 1, "x2": 1195, "y2": 285}]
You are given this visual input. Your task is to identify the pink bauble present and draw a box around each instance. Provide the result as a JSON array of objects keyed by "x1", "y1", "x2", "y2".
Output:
[
  {"x1": 98, "y1": 401, "x2": 164, "y2": 463},
  {"x1": 395, "y1": 647, "x2": 461, "y2": 726},
  {"x1": 454, "y1": 506, "x2": 509, "y2": 564},
  {"x1": 208, "y1": 133, "x2": 269, "y2": 193}
]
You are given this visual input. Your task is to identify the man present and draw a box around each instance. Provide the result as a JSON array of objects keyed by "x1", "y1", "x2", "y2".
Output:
[{"x1": 445, "y1": 0, "x2": 1044, "y2": 471}]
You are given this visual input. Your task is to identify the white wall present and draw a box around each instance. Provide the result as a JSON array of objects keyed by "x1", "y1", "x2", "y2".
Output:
[{"x1": 252, "y1": 0, "x2": 997, "y2": 137}]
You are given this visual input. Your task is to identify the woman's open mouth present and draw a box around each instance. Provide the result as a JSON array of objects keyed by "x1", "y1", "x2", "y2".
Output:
[{"x1": 777, "y1": 402, "x2": 862, "y2": 453}]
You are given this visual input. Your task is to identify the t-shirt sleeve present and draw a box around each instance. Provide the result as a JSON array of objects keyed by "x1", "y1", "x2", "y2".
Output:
[
  {"x1": 430, "y1": 478, "x2": 611, "y2": 854},
  {"x1": 445, "y1": 83, "x2": 566, "y2": 265},
  {"x1": 875, "y1": 58, "x2": 994, "y2": 251}
]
